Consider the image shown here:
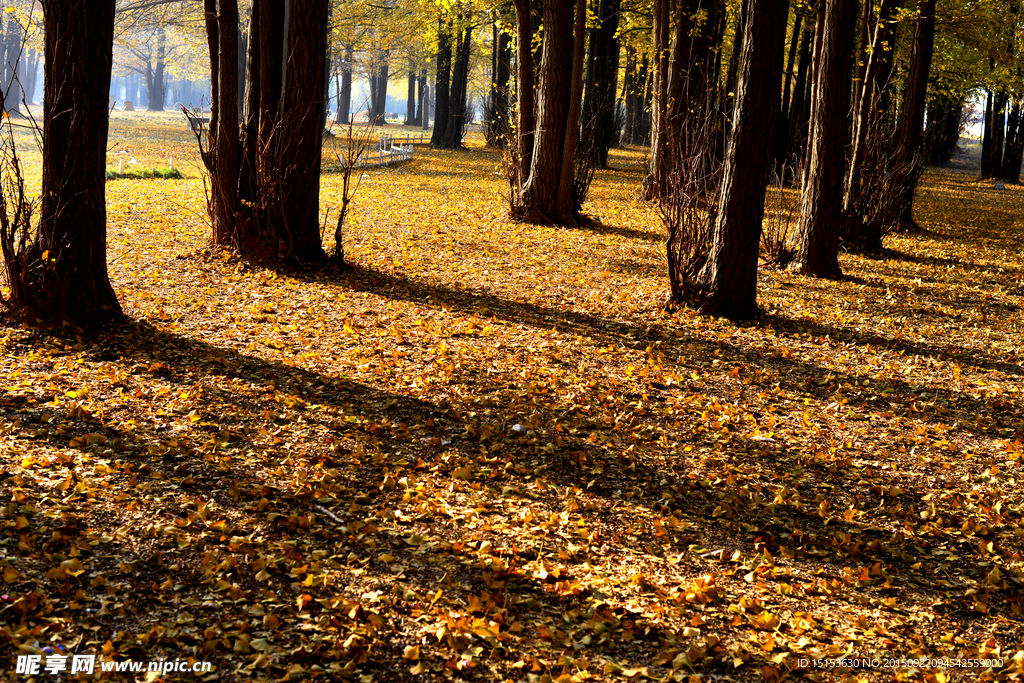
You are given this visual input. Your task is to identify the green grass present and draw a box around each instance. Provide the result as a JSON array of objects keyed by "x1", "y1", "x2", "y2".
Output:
[{"x1": 106, "y1": 165, "x2": 183, "y2": 181}]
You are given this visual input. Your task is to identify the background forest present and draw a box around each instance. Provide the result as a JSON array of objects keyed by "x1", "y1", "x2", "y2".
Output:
[{"x1": 0, "y1": 0, "x2": 1023, "y2": 681}]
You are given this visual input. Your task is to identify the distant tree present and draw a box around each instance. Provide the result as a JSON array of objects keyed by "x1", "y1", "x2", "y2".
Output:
[{"x1": 1, "y1": 0, "x2": 121, "y2": 325}]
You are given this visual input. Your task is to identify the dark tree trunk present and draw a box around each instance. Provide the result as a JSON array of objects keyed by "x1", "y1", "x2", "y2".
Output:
[
  {"x1": 203, "y1": 0, "x2": 239, "y2": 246},
  {"x1": 892, "y1": 0, "x2": 936, "y2": 229},
  {"x1": 237, "y1": 25, "x2": 247, "y2": 116},
  {"x1": 790, "y1": 0, "x2": 858, "y2": 279},
  {"x1": 511, "y1": 0, "x2": 536, "y2": 178},
  {"x1": 239, "y1": 0, "x2": 261, "y2": 207},
  {"x1": 981, "y1": 89, "x2": 995, "y2": 179},
  {"x1": 418, "y1": 68, "x2": 428, "y2": 127},
  {"x1": 697, "y1": 0, "x2": 788, "y2": 319},
  {"x1": 430, "y1": 17, "x2": 452, "y2": 147},
  {"x1": 24, "y1": 48, "x2": 39, "y2": 105},
  {"x1": 1002, "y1": 99, "x2": 1023, "y2": 181},
  {"x1": 440, "y1": 21, "x2": 472, "y2": 148},
  {"x1": 147, "y1": 28, "x2": 167, "y2": 111},
  {"x1": 485, "y1": 20, "x2": 512, "y2": 147},
  {"x1": 844, "y1": 0, "x2": 896, "y2": 211},
  {"x1": 582, "y1": 0, "x2": 621, "y2": 167},
  {"x1": 646, "y1": 0, "x2": 671, "y2": 195},
  {"x1": 205, "y1": 0, "x2": 328, "y2": 263},
  {"x1": 406, "y1": 59, "x2": 416, "y2": 124},
  {"x1": 647, "y1": 0, "x2": 723, "y2": 198},
  {"x1": 634, "y1": 53, "x2": 651, "y2": 145},
  {"x1": 722, "y1": 0, "x2": 747, "y2": 110},
  {"x1": 516, "y1": 0, "x2": 586, "y2": 224},
  {"x1": 772, "y1": 8, "x2": 802, "y2": 171},
  {"x1": 275, "y1": 0, "x2": 329, "y2": 260},
  {"x1": 982, "y1": 87, "x2": 1006, "y2": 181},
  {"x1": 925, "y1": 94, "x2": 963, "y2": 166},
  {"x1": 32, "y1": 0, "x2": 121, "y2": 325},
  {"x1": 336, "y1": 46, "x2": 352, "y2": 125},
  {"x1": 4, "y1": 17, "x2": 22, "y2": 116},
  {"x1": 621, "y1": 45, "x2": 636, "y2": 145}
]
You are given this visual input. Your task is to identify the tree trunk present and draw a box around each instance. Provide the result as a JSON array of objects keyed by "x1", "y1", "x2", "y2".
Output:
[
  {"x1": 790, "y1": 0, "x2": 858, "y2": 279},
  {"x1": 148, "y1": 28, "x2": 166, "y2": 111},
  {"x1": 486, "y1": 20, "x2": 512, "y2": 147},
  {"x1": 772, "y1": 8, "x2": 801, "y2": 171},
  {"x1": 406, "y1": 59, "x2": 416, "y2": 124},
  {"x1": 204, "y1": 0, "x2": 328, "y2": 263},
  {"x1": 430, "y1": 17, "x2": 452, "y2": 147},
  {"x1": 418, "y1": 68, "x2": 428, "y2": 128},
  {"x1": 1002, "y1": 99, "x2": 1023, "y2": 181},
  {"x1": 582, "y1": 0, "x2": 621, "y2": 167},
  {"x1": 892, "y1": 0, "x2": 936, "y2": 229},
  {"x1": 274, "y1": 0, "x2": 329, "y2": 260},
  {"x1": 440, "y1": 21, "x2": 472, "y2": 149},
  {"x1": 697, "y1": 0, "x2": 788, "y2": 319},
  {"x1": 203, "y1": 0, "x2": 239, "y2": 246},
  {"x1": 512, "y1": 0, "x2": 536, "y2": 179},
  {"x1": 621, "y1": 45, "x2": 636, "y2": 145},
  {"x1": 517, "y1": 0, "x2": 586, "y2": 224},
  {"x1": 647, "y1": 0, "x2": 722, "y2": 198},
  {"x1": 981, "y1": 89, "x2": 995, "y2": 179},
  {"x1": 24, "y1": 48, "x2": 38, "y2": 105},
  {"x1": 371, "y1": 55, "x2": 390, "y2": 123},
  {"x1": 844, "y1": 0, "x2": 896, "y2": 211},
  {"x1": 336, "y1": 46, "x2": 352, "y2": 125},
  {"x1": 4, "y1": 17, "x2": 22, "y2": 116},
  {"x1": 32, "y1": 0, "x2": 121, "y2": 325}
]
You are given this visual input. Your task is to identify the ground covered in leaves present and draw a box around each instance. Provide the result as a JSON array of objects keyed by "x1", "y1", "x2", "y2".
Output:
[{"x1": 1, "y1": 113, "x2": 1023, "y2": 682}]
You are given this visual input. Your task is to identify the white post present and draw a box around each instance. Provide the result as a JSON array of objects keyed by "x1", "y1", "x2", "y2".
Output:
[
  {"x1": 118, "y1": 157, "x2": 123, "y2": 175},
  {"x1": 169, "y1": 157, "x2": 173, "y2": 171}
]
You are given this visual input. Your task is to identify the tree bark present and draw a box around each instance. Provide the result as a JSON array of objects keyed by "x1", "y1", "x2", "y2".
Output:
[
  {"x1": 3, "y1": 17, "x2": 22, "y2": 116},
  {"x1": 892, "y1": 0, "x2": 936, "y2": 229},
  {"x1": 582, "y1": 0, "x2": 621, "y2": 167},
  {"x1": 34, "y1": 0, "x2": 121, "y2": 325},
  {"x1": 697, "y1": 0, "x2": 788, "y2": 319},
  {"x1": 147, "y1": 27, "x2": 167, "y2": 111},
  {"x1": 336, "y1": 45, "x2": 352, "y2": 125},
  {"x1": 275, "y1": 0, "x2": 329, "y2": 260},
  {"x1": 517, "y1": 0, "x2": 585, "y2": 224},
  {"x1": 204, "y1": 0, "x2": 239, "y2": 246},
  {"x1": 406, "y1": 59, "x2": 416, "y2": 124},
  {"x1": 790, "y1": 0, "x2": 858, "y2": 278},
  {"x1": 430, "y1": 17, "x2": 452, "y2": 147},
  {"x1": 772, "y1": 8, "x2": 801, "y2": 171},
  {"x1": 511, "y1": 0, "x2": 535, "y2": 179},
  {"x1": 440, "y1": 21, "x2": 472, "y2": 148},
  {"x1": 1002, "y1": 99, "x2": 1023, "y2": 181}
]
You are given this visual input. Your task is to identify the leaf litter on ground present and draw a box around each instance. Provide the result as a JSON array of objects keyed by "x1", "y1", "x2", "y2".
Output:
[{"x1": 0, "y1": 114, "x2": 1022, "y2": 682}]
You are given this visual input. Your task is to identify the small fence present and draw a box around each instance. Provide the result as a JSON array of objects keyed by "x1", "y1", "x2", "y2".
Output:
[{"x1": 354, "y1": 135, "x2": 415, "y2": 168}]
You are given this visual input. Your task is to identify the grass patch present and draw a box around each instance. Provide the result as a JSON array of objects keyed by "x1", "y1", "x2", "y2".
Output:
[{"x1": 106, "y1": 165, "x2": 183, "y2": 180}]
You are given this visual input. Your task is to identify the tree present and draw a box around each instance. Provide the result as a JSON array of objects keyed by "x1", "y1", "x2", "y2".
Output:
[
  {"x1": 431, "y1": 8, "x2": 473, "y2": 150},
  {"x1": 695, "y1": 0, "x2": 788, "y2": 319},
  {"x1": 891, "y1": 0, "x2": 936, "y2": 229},
  {"x1": 581, "y1": 0, "x2": 622, "y2": 167},
  {"x1": 0, "y1": 0, "x2": 122, "y2": 325},
  {"x1": 3, "y1": 14, "x2": 25, "y2": 116},
  {"x1": 509, "y1": 0, "x2": 587, "y2": 224},
  {"x1": 646, "y1": 0, "x2": 724, "y2": 200},
  {"x1": 203, "y1": 0, "x2": 330, "y2": 263},
  {"x1": 790, "y1": 0, "x2": 858, "y2": 279}
]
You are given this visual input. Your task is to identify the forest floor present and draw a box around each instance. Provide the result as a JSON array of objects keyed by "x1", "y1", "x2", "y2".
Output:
[{"x1": 1, "y1": 112, "x2": 1023, "y2": 682}]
